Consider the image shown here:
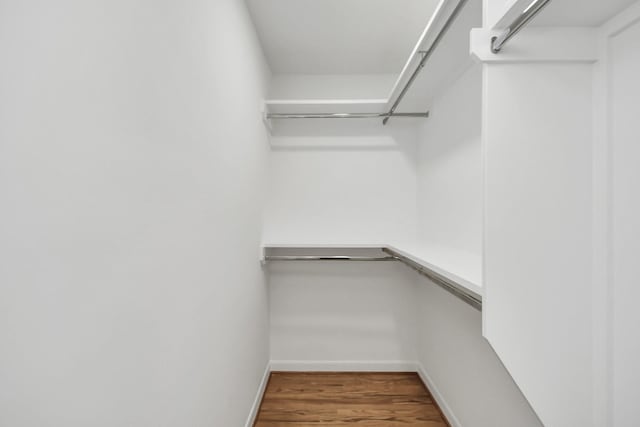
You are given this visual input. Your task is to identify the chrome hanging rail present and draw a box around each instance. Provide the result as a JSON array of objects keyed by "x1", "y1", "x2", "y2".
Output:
[
  {"x1": 264, "y1": 255, "x2": 396, "y2": 262},
  {"x1": 266, "y1": 112, "x2": 429, "y2": 120},
  {"x1": 382, "y1": 248, "x2": 482, "y2": 310},
  {"x1": 383, "y1": 0, "x2": 471, "y2": 125},
  {"x1": 491, "y1": 0, "x2": 551, "y2": 53},
  {"x1": 264, "y1": 248, "x2": 482, "y2": 311}
]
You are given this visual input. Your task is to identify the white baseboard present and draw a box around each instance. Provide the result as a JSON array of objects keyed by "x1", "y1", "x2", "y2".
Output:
[
  {"x1": 244, "y1": 362, "x2": 271, "y2": 427},
  {"x1": 269, "y1": 359, "x2": 419, "y2": 372},
  {"x1": 416, "y1": 363, "x2": 462, "y2": 427}
]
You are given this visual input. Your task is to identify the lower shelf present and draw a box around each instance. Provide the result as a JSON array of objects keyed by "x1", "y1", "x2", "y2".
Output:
[{"x1": 261, "y1": 243, "x2": 482, "y2": 310}]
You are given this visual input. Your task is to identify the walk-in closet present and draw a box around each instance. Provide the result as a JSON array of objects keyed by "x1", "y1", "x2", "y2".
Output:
[{"x1": 1, "y1": 0, "x2": 639, "y2": 426}]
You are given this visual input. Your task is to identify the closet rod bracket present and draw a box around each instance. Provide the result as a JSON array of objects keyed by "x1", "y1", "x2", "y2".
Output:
[{"x1": 383, "y1": 0, "x2": 471, "y2": 125}]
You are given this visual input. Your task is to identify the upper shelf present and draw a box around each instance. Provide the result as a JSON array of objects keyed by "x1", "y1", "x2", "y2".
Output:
[
  {"x1": 264, "y1": 74, "x2": 393, "y2": 121},
  {"x1": 264, "y1": 0, "x2": 629, "y2": 121},
  {"x1": 265, "y1": 99, "x2": 389, "y2": 115},
  {"x1": 263, "y1": 0, "x2": 482, "y2": 119}
]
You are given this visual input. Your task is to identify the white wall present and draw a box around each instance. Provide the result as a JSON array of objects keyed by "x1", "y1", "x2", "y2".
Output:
[
  {"x1": 269, "y1": 261, "x2": 418, "y2": 368},
  {"x1": 604, "y1": 3, "x2": 640, "y2": 425},
  {"x1": 415, "y1": 63, "x2": 541, "y2": 427},
  {"x1": 264, "y1": 61, "x2": 543, "y2": 427},
  {"x1": 0, "y1": 1, "x2": 270, "y2": 426},
  {"x1": 483, "y1": 62, "x2": 594, "y2": 427},
  {"x1": 416, "y1": 280, "x2": 541, "y2": 427},
  {"x1": 417, "y1": 63, "x2": 482, "y2": 255},
  {"x1": 269, "y1": 74, "x2": 397, "y2": 100},
  {"x1": 264, "y1": 118, "x2": 420, "y2": 367},
  {"x1": 263, "y1": 121, "x2": 419, "y2": 245}
]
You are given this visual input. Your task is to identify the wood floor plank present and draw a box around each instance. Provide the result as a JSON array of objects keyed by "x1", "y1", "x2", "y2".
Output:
[{"x1": 254, "y1": 372, "x2": 450, "y2": 426}]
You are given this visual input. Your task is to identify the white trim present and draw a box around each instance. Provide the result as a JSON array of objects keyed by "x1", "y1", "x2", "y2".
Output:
[
  {"x1": 591, "y1": 24, "x2": 610, "y2": 427},
  {"x1": 244, "y1": 362, "x2": 271, "y2": 427},
  {"x1": 480, "y1": 60, "x2": 491, "y2": 339},
  {"x1": 416, "y1": 363, "x2": 463, "y2": 427},
  {"x1": 592, "y1": 3, "x2": 640, "y2": 425},
  {"x1": 470, "y1": 27, "x2": 598, "y2": 64},
  {"x1": 269, "y1": 360, "x2": 418, "y2": 372}
]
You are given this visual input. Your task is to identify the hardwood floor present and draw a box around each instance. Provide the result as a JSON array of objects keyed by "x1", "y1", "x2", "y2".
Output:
[{"x1": 254, "y1": 372, "x2": 450, "y2": 426}]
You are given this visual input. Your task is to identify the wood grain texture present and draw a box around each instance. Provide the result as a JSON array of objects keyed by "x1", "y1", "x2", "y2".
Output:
[{"x1": 254, "y1": 372, "x2": 450, "y2": 426}]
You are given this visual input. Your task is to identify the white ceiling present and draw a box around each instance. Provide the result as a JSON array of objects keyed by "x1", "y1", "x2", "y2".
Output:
[
  {"x1": 245, "y1": 0, "x2": 440, "y2": 75},
  {"x1": 532, "y1": 0, "x2": 637, "y2": 26}
]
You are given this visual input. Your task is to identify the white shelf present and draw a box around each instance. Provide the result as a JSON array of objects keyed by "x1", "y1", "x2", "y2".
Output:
[
  {"x1": 386, "y1": 243, "x2": 482, "y2": 297},
  {"x1": 263, "y1": 242, "x2": 387, "y2": 249},
  {"x1": 263, "y1": 0, "x2": 485, "y2": 119},
  {"x1": 262, "y1": 242, "x2": 482, "y2": 298}
]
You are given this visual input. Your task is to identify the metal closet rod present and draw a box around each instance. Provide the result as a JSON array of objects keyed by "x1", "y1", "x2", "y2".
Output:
[
  {"x1": 267, "y1": 0, "x2": 473, "y2": 124},
  {"x1": 264, "y1": 255, "x2": 397, "y2": 262},
  {"x1": 382, "y1": 248, "x2": 482, "y2": 311},
  {"x1": 383, "y1": 0, "x2": 471, "y2": 125},
  {"x1": 264, "y1": 250, "x2": 482, "y2": 311},
  {"x1": 267, "y1": 0, "x2": 472, "y2": 124},
  {"x1": 491, "y1": 0, "x2": 551, "y2": 53},
  {"x1": 266, "y1": 112, "x2": 429, "y2": 120}
]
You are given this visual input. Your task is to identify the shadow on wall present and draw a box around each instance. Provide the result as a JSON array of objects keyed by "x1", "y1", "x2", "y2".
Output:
[
  {"x1": 268, "y1": 261, "x2": 418, "y2": 363},
  {"x1": 416, "y1": 277, "x2": 543, "y2": 427},
  {"x1": 268, "y1": 118, "x2": 420, "y2": 158}
]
